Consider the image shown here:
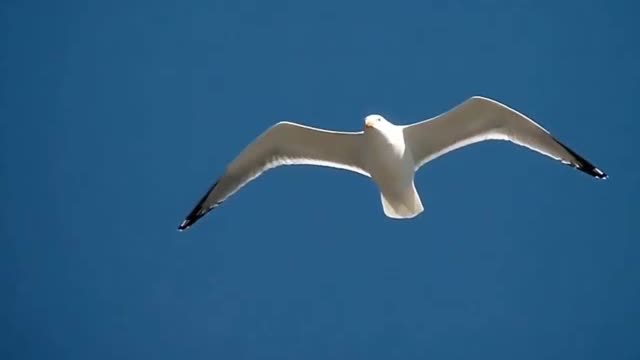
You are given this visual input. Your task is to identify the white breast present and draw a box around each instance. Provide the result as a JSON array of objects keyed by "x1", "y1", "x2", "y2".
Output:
[{"x1": 363, "y1": 127, "x2": 415, "y2": 189}]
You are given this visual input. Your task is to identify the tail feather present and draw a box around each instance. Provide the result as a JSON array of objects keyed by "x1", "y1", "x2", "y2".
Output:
[{"x1": 380, "y1": 182, "x2": 424, "y2": 219}]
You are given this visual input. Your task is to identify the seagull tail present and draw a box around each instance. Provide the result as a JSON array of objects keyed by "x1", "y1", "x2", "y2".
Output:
[{"x1": 380, "y1": 182, "x2": 424, "y2": 219}]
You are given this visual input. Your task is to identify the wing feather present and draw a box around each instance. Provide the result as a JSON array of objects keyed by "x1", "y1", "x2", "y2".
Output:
[
  {"x1": 178, "y1": 121, "x2": 367, "y2": 230},
  {"x1": 403, "y1": 96, "x2": 607, "y2": 179}
]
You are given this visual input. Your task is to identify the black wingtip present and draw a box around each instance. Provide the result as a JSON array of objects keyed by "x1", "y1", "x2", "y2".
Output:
[
  {"x1": 553, "y1": 137, "x2": 608, "y2": 180},
  {"x1": 177, "y1": 219, "x2": 195, "y2": 232},
  {"x1": 177, "y1": 181, "x2": 221, "y2": 232},
  {"x1": 177, "y1": 204, "x2": 208, "y2": 232}
]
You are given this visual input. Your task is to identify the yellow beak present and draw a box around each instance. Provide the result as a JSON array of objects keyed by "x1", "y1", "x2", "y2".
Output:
[{"x1": 365, "y1": 119, "x2": 374, "y2": 129}]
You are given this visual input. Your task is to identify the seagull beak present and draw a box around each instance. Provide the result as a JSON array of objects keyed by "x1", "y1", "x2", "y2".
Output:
[{"x1": 364, "y1": 119, "x2": 374, "y2": 129}]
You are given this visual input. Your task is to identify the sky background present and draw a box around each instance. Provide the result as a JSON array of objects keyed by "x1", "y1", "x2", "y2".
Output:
[{"x1": 2, "y1": 0, "x2": 639, "y2": 359}]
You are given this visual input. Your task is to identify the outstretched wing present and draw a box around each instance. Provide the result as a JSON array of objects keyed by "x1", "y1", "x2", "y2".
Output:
[
  {"x1": 178, "y1": 121, "x2": 368, "y2": 231},
  {"x1": 403, "y1": 96, "x2": 607, "y2": 178}
]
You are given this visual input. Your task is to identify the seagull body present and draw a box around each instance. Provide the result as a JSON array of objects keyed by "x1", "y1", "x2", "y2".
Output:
[{"x1": 178, "y1": 96, "x2": 607, "y2": 231}]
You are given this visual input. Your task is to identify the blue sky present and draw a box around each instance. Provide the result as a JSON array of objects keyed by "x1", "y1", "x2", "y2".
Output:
[{"x1": 2, "y1": 0, "x2": 639, "y2": 359}]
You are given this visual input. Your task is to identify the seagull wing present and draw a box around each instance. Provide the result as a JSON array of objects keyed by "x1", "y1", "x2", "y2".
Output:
[
  {"x1": 178, "y1": 121, "x2": 368, "y2": 231},
  {"x1": 403, "y1": 96, "x2": 607, "y2": 178}
]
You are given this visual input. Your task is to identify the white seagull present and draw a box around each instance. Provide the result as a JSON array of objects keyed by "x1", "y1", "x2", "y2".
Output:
[{"x1": 178, "y1": 96, "x2": 607, "y2": 231}]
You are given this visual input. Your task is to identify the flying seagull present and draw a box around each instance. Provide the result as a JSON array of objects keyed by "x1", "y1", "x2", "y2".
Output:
[{"x1": 178, "y1": 96, "x2": 607, "y2": 231}]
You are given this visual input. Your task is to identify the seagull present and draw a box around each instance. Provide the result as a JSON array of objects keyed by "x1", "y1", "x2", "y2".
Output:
[{"x1": 178, "y1": 96, "x2": 607, "y2": 231}]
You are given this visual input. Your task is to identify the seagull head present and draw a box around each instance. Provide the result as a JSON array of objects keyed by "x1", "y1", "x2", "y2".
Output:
[{"x1": 364, "y1": 114, "x2": 388, "y2": 131}]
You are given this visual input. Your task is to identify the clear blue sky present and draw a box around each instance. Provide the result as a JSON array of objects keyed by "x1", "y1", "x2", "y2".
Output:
[{"x1": 2, "y1": 0, "x2": 639, "y2": 359}]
